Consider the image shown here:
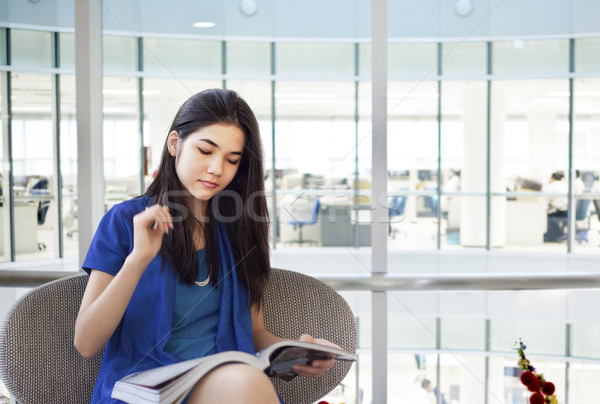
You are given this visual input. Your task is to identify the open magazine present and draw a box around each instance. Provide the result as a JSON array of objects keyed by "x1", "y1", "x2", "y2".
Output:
[{"x1": 112, "y1": 340, "x2": 356, "y2": 404}]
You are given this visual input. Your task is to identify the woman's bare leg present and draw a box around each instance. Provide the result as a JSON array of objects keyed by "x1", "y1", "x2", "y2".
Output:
[{"x1": 188, "y1": 363, "x2": 279, "y2": 404}]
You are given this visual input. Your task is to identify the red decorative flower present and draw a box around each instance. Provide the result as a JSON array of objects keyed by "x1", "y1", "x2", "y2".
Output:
[
  {"x1": 520, "y1": 371, "x2": 537, "y2": 387},
  {"x1": 317, "y1": 401, "x2": 329, "y2": 404},
  {"x1": 542, "y1": 381, "x2": 556, "y2": 396},
  {"x1": 516, "y1": 340, "x2": 558, "y2": 403},
  {"x1": 527, "y1": 376, "x2": 541, "y2": 392},
  {"x1": 530, "y1": 392, "x2": 545, "y2": 404}
]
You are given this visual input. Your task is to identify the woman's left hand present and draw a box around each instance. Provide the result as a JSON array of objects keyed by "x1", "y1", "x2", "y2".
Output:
[{"x1": 292, "y1": 334, "x2": 340, "y2": 378}]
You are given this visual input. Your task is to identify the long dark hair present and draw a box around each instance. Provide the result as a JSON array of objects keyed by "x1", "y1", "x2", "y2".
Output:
[{"x1": 145, "y1": 88, "x2": 270, "y2": 308}]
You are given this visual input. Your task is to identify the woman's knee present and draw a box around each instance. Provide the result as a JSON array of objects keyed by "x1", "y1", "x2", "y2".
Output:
[{"x1": 189, "y1": 364, "x2": 279, "y2": 403}]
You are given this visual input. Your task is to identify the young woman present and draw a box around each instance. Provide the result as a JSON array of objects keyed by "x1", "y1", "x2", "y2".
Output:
[{"x1": 74, "y1": 88, "x2": 335, "y2": 403}]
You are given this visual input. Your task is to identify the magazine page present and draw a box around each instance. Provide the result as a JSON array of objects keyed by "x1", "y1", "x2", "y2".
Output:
[
  {"x1": 113, "y1": 351, "x2": 266, "y2": 403},
  {"x1": 117, "y1": 357, "x2": 207, "y2": 388}
]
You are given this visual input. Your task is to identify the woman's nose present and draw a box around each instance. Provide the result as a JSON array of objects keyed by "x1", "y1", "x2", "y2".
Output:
[{"x1": 207, "y1": 158, "x2": 222, "y2": 176}]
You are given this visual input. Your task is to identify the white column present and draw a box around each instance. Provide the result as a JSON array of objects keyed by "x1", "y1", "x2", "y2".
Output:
[
  {"x1": 371, "y1": 0, "x2": 388, "y2": 402},
  {"x1": 460, "y1": 84, "x2": 505, "y2": 247},
  {"x1": 75, "y1": 0, "x2": 105, "y2": 266}
]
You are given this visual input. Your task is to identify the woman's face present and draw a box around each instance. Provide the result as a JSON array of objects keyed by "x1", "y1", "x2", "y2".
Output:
[{"x1": 168, "y1": 123, "x2": 245, "y2": 206}]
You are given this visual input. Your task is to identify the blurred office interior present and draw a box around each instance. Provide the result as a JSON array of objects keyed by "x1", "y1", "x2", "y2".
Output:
[{"x1": 1, "y1": 1, "x2": 600, "y2": 403}]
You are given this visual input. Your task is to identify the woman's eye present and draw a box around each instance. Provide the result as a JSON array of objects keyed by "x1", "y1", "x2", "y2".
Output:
[
  {"x1": 199, "y1": 148, "x2": 210, "y2": 155},
  {"x1": 227, "y1": 159, "x2": 240, "y2": 165}
]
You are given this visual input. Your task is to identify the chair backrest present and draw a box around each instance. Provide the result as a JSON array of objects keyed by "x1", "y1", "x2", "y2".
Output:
[
  {"x1": 263, "y1": 268, "x2": 356, "y2": 404},
  {"x1": 286, "y1": 198, "x2": 320, "y2": 226},
  {"x1": 389, "y1": 195, "x2": 407, "y2": 218},
  {"x1": 0, "y1": 274, "x2": 102, "y2": 404},
  {"x1": 308, "y1": 198, "x2": 321, "y2": 225},
  {"x1": 0, "y1": 268, "x2": 357, "y2": 404},
  {"x1": 575, "y1": 198, "x2": 591, "y2": 221}
]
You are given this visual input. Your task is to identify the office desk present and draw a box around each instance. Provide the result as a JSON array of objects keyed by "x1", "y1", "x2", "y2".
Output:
[
  {"x1": 506, "y1": 198, "x2": 547, "y2": 245},
  {"x1": 279, "y1": 201, "x2": 371, "y2": 247},
  {"x1": 0, "y1": 203, "x2": 39, "y2": 255},
  {"x1": 320, "y1": 205, "x2": 371, "y2": 247}
]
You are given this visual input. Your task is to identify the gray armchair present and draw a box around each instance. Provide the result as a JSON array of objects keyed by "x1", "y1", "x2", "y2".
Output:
[{"x1": 0, "y1": 268, "x2": 357, "y2": 404}]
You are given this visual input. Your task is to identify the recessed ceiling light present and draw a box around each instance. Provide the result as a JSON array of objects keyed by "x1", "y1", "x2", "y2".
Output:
[
  {"x1": 455, "y1": 0, "x2": 473, "y2": 17},
  {"x1": 193, "y1": 21, "x2": 216, "y2": 28},
  {"x1": 240, "y1": 0, "x2": 259, "y2": 16}
]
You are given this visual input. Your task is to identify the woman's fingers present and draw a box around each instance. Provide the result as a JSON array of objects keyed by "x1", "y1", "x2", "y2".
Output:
[
  {"x1": 292, "y1": 360, "x2": 333, "y2": 377},
  {"x1": 143, "y1": 205, "x2": 173, "y2": 234},
  {"x1": 293, "y1": 334, "x2": 339, "y2": 378}
]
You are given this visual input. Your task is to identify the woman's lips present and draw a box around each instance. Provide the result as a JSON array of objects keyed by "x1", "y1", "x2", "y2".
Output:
[{"x1": 199, "y1": 180, "x2": 218, "y2": 189}]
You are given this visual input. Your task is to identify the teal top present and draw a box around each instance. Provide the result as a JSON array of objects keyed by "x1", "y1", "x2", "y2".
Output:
[{"x1": 164, "y1": 249, "x2": 221, "y2": 360}]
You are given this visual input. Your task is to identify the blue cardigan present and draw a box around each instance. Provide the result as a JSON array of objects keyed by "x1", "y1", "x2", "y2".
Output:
[{"x1": 82, "y1": 196, "x2": 255, "y2": 403}]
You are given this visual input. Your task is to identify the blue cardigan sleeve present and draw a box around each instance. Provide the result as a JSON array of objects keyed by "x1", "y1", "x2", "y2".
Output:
[
  {"x1": 82, "y1": 198, "x2": 146, "y2": 276},
  {"x1": 82, "y1": 204, "x2": 135, "y2": 276}
]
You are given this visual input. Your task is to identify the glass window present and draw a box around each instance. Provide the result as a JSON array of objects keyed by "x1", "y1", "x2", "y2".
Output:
[
  {"x1": 572, "y1": 77, "x2": 600, "y2": 252},
  {"x1": 388, "y1": 353, "x2": 438, "y2": 403},
  {"x1": 441, "y1": 317, "x2": 486, "y2": 350},
  {"x1": 59, "y1": 33, "x2": 75, "y2": 70},
  {"x1": 439, "y1": 354, "x2": 486, "y2": 404},
  {"x1": 60, "y1": 75, "x2": 78, "y2": 257},
  {"x1": 276, "y1": 43, "x2": 354, "y2": 78},
  {"x1": 489, "y1": 356, "x2": 566, "y2": 404},
  {"x1": 440, "y1": 81, "x2": 487, "y2": 248},
  {"x1": 226, "y1": 42, "x2": 271, "y2": 77},
  {"x1": 358, "y1": 43, "x2": 371, "y2": 79},
  {"x1": 492, "y1": 79, "x2": 570, "y2": 251},
  {"x1": 441, "y1": 41, "x2": 487, "y2": 76},
  {"x1": 569, "y1": 362, "x2": 600, "y2": 403},
  {"x1": 492, "y1": 39, "x2": 569, "y2": 75},
  {"x1": 388, "y1": 43, "x2": 437, "y2": 78},
  {"x1": 143, "y1": 38, "x2": 221, "y2": 76},
  {"x1": 10, "y1": 73, "x2": 57, "y2": 260},
  {"x1": 0, "y1": 28, "x2": 6, "y2": 65},
  {"x1": 357, "y1": 81, "x2": 372, "y2": 184},
  {"x1": 275, "y1": 81, "x2": 356, "y2": 177},
  {"x1": 571, "y1": 323, "x2": 600, "y2": 359},
  {"x1": 335, "y1": 291, "x2": 370, "y2": 404},
  {"x1": 575, "y1": 37, "x2": 600, "y2": 73},
  {"x1": 0, "y1": 71, "x2": 6, "y2": 261},
  {"x1": 387, "y1": 81, "x2": 439, "y2": 250},
  {"x1": 354, "y1": 81, "x2": 373, "y2": 249},
  {"x1": 103, "y1": 76, "x2": 141, "y2": 206},
  {"x1": 142, "y1": 77, "x2": 221, "y2": 179},
  {"x1": 389, "y1": 314, "x2": 438, "y2": 349},
  {"x1": 274, "y1": 81, "x2": 359, "y2": 248},
  {"x1": 489, "y1": 319, "x2": 565, "y2": 356},
  {"x1": 104, "y1": 35, "x2": 138, "y2": 72},
  {"x1": 11, "y1": 29, "x2": 53, "y2": 68},
  {"x1": 226, "y1": 81, "x2": 273, "y2": 241},
  {"x1": 389, "y1": 293, "x2": 438, "y2": 349}
]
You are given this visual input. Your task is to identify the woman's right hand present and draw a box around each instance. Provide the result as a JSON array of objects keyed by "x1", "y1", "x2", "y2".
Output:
[
  {"x1": 131, "y1": 204, "x2": 173, "y2": 262},
  {"x1": 75, "y1": 205, "x2": 172, "y2": 358}
]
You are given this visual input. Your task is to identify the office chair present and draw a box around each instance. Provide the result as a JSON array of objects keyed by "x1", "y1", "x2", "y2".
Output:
[
  {"x1": 0, "y1": 268, "x2": 356, "y2": 404},
  {"x1": 575, "y1": 198, "x2": 591, "y2": 243},
  {"x1": 29, "y1": 177, "x2": 50, "y2": 250},
  {"x1": 31, "y1": 177, "x2": 50, "y2": 226},
  {"x1": 545, "y1": 199, "x2": 591, "y2": 243},
  {"x1": 388, "y1": 195, "x2": 407, "y2": 239},
  {"x1": 286, "y1": 198, "x2": 321, "y2": 246},
  {"x1": 425, "y1": 194, "x2": 439, "y2": 217}
]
